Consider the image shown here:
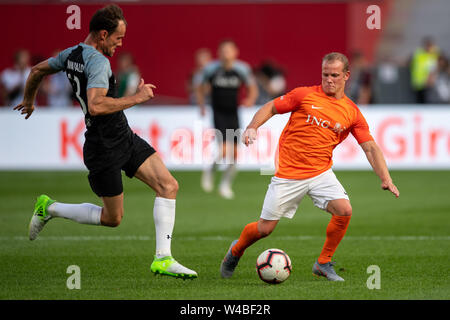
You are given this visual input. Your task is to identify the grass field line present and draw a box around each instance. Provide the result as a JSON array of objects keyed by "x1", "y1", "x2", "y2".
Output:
[{"x1": 1, "y1": 235, "x2": 450, "y2": 241}]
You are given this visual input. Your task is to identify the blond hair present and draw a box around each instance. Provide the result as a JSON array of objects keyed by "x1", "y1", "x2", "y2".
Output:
[{"x1": 322, "y1": 52, "x2": 349, "y2": 72}]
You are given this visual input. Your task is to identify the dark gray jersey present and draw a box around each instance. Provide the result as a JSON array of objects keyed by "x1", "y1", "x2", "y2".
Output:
[
  {"x1": 49, "y1": 43, "x2": 132, "y2": 149},
  {"x1": 200, "y1": 60, "x2": 253, "y2": 114}
]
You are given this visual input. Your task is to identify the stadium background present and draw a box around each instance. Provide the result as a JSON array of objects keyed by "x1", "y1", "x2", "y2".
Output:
[
  {"x1": 0, "y1": 0, "x2": 449, "y2": 302},
  {"x1": 0, "y1": 1, "x2": 386, "y2": 101}
]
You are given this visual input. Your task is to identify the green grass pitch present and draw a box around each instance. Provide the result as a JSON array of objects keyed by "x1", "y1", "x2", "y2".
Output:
[{"x1": 0, "y1": 170, "x2": 449, "y2": 300}]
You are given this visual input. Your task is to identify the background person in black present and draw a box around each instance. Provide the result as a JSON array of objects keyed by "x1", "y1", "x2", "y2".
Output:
[
  {"x1": 13, "y1": 4, "x2": 197, "y2": 279},
  {"x1": 196, "y1": 40, "x2": 258, "y2": 199}
]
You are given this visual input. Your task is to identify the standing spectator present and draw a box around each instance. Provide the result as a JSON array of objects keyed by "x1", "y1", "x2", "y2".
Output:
[
  {"x1": 44, "y1": 50, "x2": 73, "y2": 108},
  {"x1": 196, "y1": 39, "x2": 258, "y2": 199},
  {"x1": 1, "y1": 49, "x2": 31, "y2": 107},
  {"x1": 410, "y1": 36, "x2": 440, "y2": 103},
  {"x1": 188, "y1": 48, "x2": 212, "y2": 105},
  {"x1": 346, "y1": 51, "x2": 373, "y2": 105},
  {"x1": 426, "y1": 54, "x2": 450, "y2": 104},
  {"x1": 116, "y1": 52, "x2": 140, "y2": 97}
]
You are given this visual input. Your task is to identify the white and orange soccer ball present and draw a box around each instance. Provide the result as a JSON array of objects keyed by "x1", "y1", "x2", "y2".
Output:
[{"x1": 256, "y1": 248, "x2": 292, "y2": 284}]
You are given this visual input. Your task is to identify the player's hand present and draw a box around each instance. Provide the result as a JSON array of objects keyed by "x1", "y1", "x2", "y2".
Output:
[
  {"x1": 136, "y1": 78, "x2": 156, "y2": 103},
  {"x1": 13, "y1": 102, "x2": 35, "y2": 119},
  {"x1": 381, "y1": 180, "x2": 400, "y2": 198},
  {"x1": 242, "y1": 127, "x2": 257, "y2": 146}
]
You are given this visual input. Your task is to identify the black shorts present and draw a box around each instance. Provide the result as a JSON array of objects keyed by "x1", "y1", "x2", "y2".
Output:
[
  {"x1": 83, "y1": 133, "x2": 156, "y2": 197},
  {"x1": 213, "y1": 111, "x2": 240, "y2": 144}
]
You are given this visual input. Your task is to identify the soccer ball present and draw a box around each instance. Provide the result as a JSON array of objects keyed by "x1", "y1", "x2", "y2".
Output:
[{"x1": 256, "y1": 248, "x2": 292, "y2": 284}]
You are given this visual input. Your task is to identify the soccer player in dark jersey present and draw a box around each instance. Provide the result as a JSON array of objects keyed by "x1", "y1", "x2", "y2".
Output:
[
  {"x1": 13, "y1": 4, "x2": 197, "y2": 279},
  {"x1": 196, "y1": 40, "x2": 258, "y2": 199}
]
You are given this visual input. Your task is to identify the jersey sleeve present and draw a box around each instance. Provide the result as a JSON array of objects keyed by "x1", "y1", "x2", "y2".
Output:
[
  {"x1": 350, "y1": 108, "x2": 374, "y2": 144},
  {"x1": 48, "y1": 46, "x2": 76, "y2": 71},
  {"x1": 234, "y1": 61, "x2": 255, "y2": 86},
  {"x1": 273, "y1": 86, "x2": 311, "y2": 114},
  {"x1": 196, "y1": 67, "x2": 207, "y2": 85},
  {"x1": 198, "y1": 61, "x2": 219, "y2": 84},
  {"x1": 192, "y1": 71, "x2": 203, "y2": 87},
  {"x1": 84, "y1": 54, "x2": 111, "y2": 90}
]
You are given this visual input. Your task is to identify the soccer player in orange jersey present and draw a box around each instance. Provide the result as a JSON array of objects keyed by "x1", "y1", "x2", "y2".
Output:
[{"x1": 220, "y1": 52, "x2": 400, "y2": 281}]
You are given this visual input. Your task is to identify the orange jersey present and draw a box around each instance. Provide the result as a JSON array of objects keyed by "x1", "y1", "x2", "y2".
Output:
[{"x1": 273, "y1": 85, "x2": 373, "y2": 179}]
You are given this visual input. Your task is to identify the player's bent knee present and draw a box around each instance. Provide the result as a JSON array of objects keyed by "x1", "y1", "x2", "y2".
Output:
[
  {"x1": 171, "y1": 178, "x2": 179, "y2": 193},
  {"x1": 257, "y1": 220, "x2": 278, "y2": 237},
  {"x1": 159, "y1": 178, "x2": 179, "y2": 198},
  {"x1": 258, "y1": 228, "x2": 273, "y2": 237},
  {"x1": 327, "y1": 199, "x2": 352, "y2": 217},
  {"x1": 336, "y1": 205, "x2": 352, "y2": 217}
]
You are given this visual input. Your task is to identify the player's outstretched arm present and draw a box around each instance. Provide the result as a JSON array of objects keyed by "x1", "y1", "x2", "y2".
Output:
[
  {"x1": 360, "y1": 140, "x2": 400, "y2": 198},
  {"x1": 13, "y1": 59, "x2": 58, "y2": 119},
  {"x1": 87, "y1": 78, "x2": 155, "y2": 116},
  {"x1": 242, "y1": 100, "x2": 278, "y2": 146}
]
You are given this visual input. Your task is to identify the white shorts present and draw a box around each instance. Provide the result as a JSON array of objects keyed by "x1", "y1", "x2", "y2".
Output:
[{"x1": 260, "y1": 169, "x2": 349, "y2": 220}]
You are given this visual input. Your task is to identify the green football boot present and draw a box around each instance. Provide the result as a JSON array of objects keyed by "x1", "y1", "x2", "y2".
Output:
[
  {"x1": 150, "y1": 255, "x2": 198, "y2": 280},
  {"x1": 28, "y1": 194, "x2": 56, "y2": 241}
]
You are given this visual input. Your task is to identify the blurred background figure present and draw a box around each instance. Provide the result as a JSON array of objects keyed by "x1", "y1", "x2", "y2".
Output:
[
  {"x1": 43, "y1": 50, "x2": 73, "y2": 108},
  {"x1": 188, "y1": 48, "x2": 212, "y2": 105},
  {"x1": 196, "y1": 39, "x2": 258, "y2": 199},
  {"x1": 346, "y1": 51, "x2": 373, "y2": 105},
  {"x1": 0, "y1": 49, "x2": 31, "y2": 107},
  {"x1": 116, "y1": 52, "x2": 140, "y2": 98},
  {"x1": 371, "y1": 55, "x2": 412, "y2": 104},
  {"x1": 426, "y1": 54, "x2": 450, "y2": 104},
  {"x1": 410, "y1": 36, "x2": 440, "y2": 103},
  {"x1": 254, "y1": 60, "x2": 286, "y2": 105}
]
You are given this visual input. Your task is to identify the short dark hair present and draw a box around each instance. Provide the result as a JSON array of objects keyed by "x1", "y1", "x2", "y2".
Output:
[
  {"x1": 322, "y1": 52, "x2": 349, "y2": 73},
  {"x1": 89, "y1": 4, "x2": 127, "y2": 35}
]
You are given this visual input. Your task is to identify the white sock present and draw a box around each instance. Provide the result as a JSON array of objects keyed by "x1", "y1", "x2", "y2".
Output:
[
  {"x1": 48, "y1": 202, "x2": 102, "y2": 225},
  {"x1": 153, "y1": 197, "x2": 176, "y2": 258},
  {"x1": 220, "y1": 163, "x2": 237, "y2": 188}
]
